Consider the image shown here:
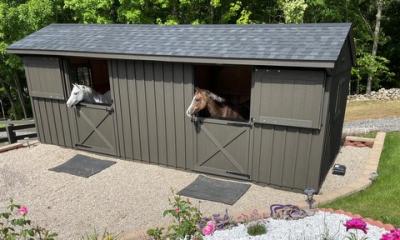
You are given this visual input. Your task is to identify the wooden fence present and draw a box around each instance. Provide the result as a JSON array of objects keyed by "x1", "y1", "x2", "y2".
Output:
[{"x1": 0, "y1": 122, "x2": 37, "y2": 144}]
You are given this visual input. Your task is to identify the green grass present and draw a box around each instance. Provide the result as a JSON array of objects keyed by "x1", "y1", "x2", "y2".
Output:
[
  {"x1": 322, "y1": 132, "x2": 400, "y2": 227},
  {"x1": 356, "y1": 131, "x2": 378, "y2": 138}
]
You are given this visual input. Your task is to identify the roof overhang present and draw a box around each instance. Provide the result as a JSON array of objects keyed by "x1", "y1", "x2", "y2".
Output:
[{"x1": 7, "y1": 49, "x2": 336, "y2": 69}]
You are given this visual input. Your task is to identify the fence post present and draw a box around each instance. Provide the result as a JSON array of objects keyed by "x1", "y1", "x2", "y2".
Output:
[{"x1": 6, "y1": 123, "x2": 16, "y2": 144}]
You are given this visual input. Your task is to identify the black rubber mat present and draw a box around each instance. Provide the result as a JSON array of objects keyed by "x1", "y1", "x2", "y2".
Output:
[
  {"x1": 177, "y1": 175, "x2": 251, "y2": 205},
  {"x1": 49, "y1": 154, "x2": 116, "y2": 178}
]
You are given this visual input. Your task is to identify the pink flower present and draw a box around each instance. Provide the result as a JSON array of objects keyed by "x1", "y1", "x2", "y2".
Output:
[
  {"x1": 175, "y1": 208, "x2": 180, "y2": 214},
  {"x1": 381, "y1": 229, "x2": 400, "y2": 240},
  {"x1": 202, "y1": 221, "x2": 216, "y2": 236},
  {"x1": 344, "y1": 218, "x2": 368, "y2": 234},
  {"x1": 18, "y1": 206, "x2": 28, "y2": 216}
]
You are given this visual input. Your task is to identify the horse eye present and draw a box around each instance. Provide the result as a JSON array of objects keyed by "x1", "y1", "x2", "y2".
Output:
[
  {"x1": 195, "y1": 99, "x2": 199, "y2": 102},
  {"x1": 74, "y1": 92, "x2": 78, "y2": 95}
]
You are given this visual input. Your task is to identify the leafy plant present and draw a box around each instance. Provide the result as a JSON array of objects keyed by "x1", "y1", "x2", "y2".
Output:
[
  {"x1": 246, "y1": 222, "x2": 267, "y2": 236},
  {"x1": 0, "y1": 199, "x2": 57, "y2": 240},
  {"x1": 146, "y1": 227, "x2": 164, "y2": 240},
  {"x1": 80, "y1": 228, "x2": 120, "y2": 240},
  {"x1": 147, "y1": 191, "x2": 203, "y2": 240},
  {"x1": 199, "y1": 209, "x2": 236, "y2": 231}
]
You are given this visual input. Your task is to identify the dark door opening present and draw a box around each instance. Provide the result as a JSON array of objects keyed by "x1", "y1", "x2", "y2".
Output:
[{"x1": 193, "y1": 65, "x2": 251, "y2": 121}]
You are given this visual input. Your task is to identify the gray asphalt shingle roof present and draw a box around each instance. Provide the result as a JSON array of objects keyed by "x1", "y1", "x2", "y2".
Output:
[{"x1": 8, "y1": 23, "x2": 352, "y2": 63}]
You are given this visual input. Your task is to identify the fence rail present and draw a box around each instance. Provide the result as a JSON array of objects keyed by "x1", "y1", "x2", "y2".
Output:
[{"x1": 0, "y1": 122, "x2": 37, "y2": 144}]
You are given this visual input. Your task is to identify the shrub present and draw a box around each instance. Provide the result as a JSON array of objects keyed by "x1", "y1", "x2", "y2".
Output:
[
  {"x1": 246, "y1": 222, "x2": 266, "y2": 236},
  {"x1": 0, "y1": 199, "x2": 57, "y2": 240},
  {"x1": 147, "y1": 191, "x2": 203, "y2": 240},
  {"x1": 146, "y1": 227, "x2": 163, "y2": 240}
]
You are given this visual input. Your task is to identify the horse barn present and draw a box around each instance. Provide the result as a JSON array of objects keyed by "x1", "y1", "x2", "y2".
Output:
[{"x1": 7, "y1": 23, "x2": 355, "y2": 192}]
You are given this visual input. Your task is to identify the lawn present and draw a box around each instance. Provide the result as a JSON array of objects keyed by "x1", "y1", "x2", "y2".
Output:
[
  {"x1": 322, "y1": 132, "x2": 400, "y2": 227},
  {"x1": 345, "y1": 100, "x2": 400, "y2": 122}
]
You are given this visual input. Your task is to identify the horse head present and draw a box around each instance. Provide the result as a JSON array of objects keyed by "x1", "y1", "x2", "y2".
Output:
[
  {"x1": 186, "y1": 87, "x2": 225, "y2": 117},
  {"x1": 66, "y1": 84, "x2": 90, "y2": 108}
]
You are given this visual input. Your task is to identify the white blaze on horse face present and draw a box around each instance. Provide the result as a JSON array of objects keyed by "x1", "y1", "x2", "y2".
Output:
[
  {"x1": 66, "y1": 84, "x2": 85, "y2": 108},
  {"x1": 186, "y1": 95, "x2": 197, "y2": 117}
]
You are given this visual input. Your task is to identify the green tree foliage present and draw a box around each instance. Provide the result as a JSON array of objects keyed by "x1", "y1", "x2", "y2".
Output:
[
  {"x1": 0, "y1": 0, "x2": 399, "y2": 119},
  {"x1": 64, "y1": 0, "x2": 116, "y2": 23},
  {"x1": 278, "y1": 0, "x2": 308, "y2": 23},
  {"x1": 352, "y1": 51, "x2": 394, "y2": 93},
  {"x1": 0, "y1": 0, "x2": 56, "y2": 119}
]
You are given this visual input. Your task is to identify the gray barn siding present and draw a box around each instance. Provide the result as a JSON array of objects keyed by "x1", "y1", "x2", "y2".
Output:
[
  {"x1": 251, "y1": 68, "x2": 328, "y2": 190},
  {"x1": 109, "y1": 59, "x2": 194, "y2": 169},
  {"x1": 319, "y1": 39, "x2": 352, "y2": 183},
  {"x1": 24, "y1": 56, "x2": 75, "y2": 148},
  {"x1": 30, "y1": 97, "x2": 74, "y2": 148}
]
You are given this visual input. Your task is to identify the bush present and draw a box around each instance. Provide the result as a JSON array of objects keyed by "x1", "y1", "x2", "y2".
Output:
[
  {"x1": 147, "y1": 191, "x2": 203, "y2": 240},
  {"x1": 0, "y1": 199, "x2": 57, "y2": 240},
  {"x1": 246, "y1": 222, "x2": 266, "y2": 236}
]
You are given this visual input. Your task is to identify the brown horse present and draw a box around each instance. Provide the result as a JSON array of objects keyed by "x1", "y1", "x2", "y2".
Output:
[{"x1": 186, "y1": 87, "x2": 245, "y2": 120}]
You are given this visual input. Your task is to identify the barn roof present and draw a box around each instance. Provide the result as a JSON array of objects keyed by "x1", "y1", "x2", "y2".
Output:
[{"x1": 7, "y1": 23, "x2": 354, "y2": 68}]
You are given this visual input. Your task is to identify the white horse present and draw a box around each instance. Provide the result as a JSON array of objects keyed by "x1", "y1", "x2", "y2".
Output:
[{"x1": 66, "y1": 84, "x2": 112, "y2": 108}]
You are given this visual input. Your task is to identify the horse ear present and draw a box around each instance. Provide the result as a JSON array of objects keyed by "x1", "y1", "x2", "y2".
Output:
[{"x1": 194, "y1": 87, "x2": 200, "y2": 92}]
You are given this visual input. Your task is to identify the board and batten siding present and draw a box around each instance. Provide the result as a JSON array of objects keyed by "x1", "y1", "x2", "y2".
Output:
[
  {"x1": 24, "y1": 56, "x2": 76, "y2": 148},
  {"x1": 250, "y1": 68, "x2": 329, "y2": 191},
  {"x1": 108, "y1": 60, "x2": 195, "y2": 169},
  {"x1": 30, "y1": 97, "x2": 76, "y2": 148}
]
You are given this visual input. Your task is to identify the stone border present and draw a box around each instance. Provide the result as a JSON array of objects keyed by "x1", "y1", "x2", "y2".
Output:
[
  {"x1": 0, "y1": 142, "x2": 24, "y2": 153},
  {"x1": 315, "y1": 132, "x2": 386, "y2": 205},
  {"x1": 0, "y1": 140, "x2": 40, "y2": 153},
  {"x1": 319, "y1": 208, "x2": 395, "y2": 231},
  {"x1": 344, "y1": 135, "x2": 374, "y2": 148}
]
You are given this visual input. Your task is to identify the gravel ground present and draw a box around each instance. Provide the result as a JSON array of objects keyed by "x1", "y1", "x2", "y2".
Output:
[
  {"x1": 205, "y1": 211, "x2": 387, "y2": 240},
  {"x1": 0, "y1": 144, "x2": 370, "y2": 239},
  {"x1": 318, "y1": 146, "x2": 370, "y2": 195},
  {"x1": 343, "y1": 117, "x2": 400, "y2": 135}
]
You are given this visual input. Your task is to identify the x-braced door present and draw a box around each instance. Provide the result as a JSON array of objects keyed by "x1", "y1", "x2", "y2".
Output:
[
  {"x1": 74, "y1": 103, "x2": 117, "y2": 155},
  {"x1": 193, "y1": 118, "x2": 252, "y2": 180}
]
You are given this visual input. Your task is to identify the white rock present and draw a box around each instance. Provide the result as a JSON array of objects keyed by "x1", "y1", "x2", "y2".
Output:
[{"x1": 204, "y1": 212, "x2": 388, "y2": 240}]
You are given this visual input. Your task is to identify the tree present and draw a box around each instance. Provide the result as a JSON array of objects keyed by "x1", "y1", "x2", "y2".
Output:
[
  {"x1": 278, "y1": 0, "x2": 308, "y2": 23},
  {"x1": 352, "y1": 51, "x2": 394, "y2": 93},
  {"x1": 366, "y1": 0, "x2": 383, "y2": 93},
  {"x1": 0, "y1": 0, "x2": 56, "y2": 119}
]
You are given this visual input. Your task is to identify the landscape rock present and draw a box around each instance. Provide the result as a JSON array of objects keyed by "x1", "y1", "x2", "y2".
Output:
[{"x1": 348, "y1": 88, "x2": 400, "y2": 101}]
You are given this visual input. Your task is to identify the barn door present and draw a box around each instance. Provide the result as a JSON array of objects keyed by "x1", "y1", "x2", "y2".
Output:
[
  {"x1": 74, "y1": 103, "x2": 117, "y2": 155},
  {"x1": 193, "y1": 118, "x2": 252, "y2": 180}
]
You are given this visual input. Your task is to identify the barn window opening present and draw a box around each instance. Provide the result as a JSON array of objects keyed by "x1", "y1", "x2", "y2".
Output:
[
  {"x1": 67, "y1": 58, "x2": 111, "y2": 106},
  {"x1": 193, "y1": 65, "x2": 251, "y2": 121}
]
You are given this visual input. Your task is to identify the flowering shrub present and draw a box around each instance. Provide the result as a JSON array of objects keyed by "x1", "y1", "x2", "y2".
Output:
[
  {"x1": 344, "y1": 218, "x2": 368, "y2": 240},
  {"x1": 344, "y1": 218, "x2": 368, "y2": 234},
  {"x1": 0, "y1": 200, "x2": 57, "y2": 240},
  {"x1": 381, "y1": 229, "x2": 400, "y2": 240},
  {"x1": 147, "y1": 192, "x2": 203, "y2": 240}
]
